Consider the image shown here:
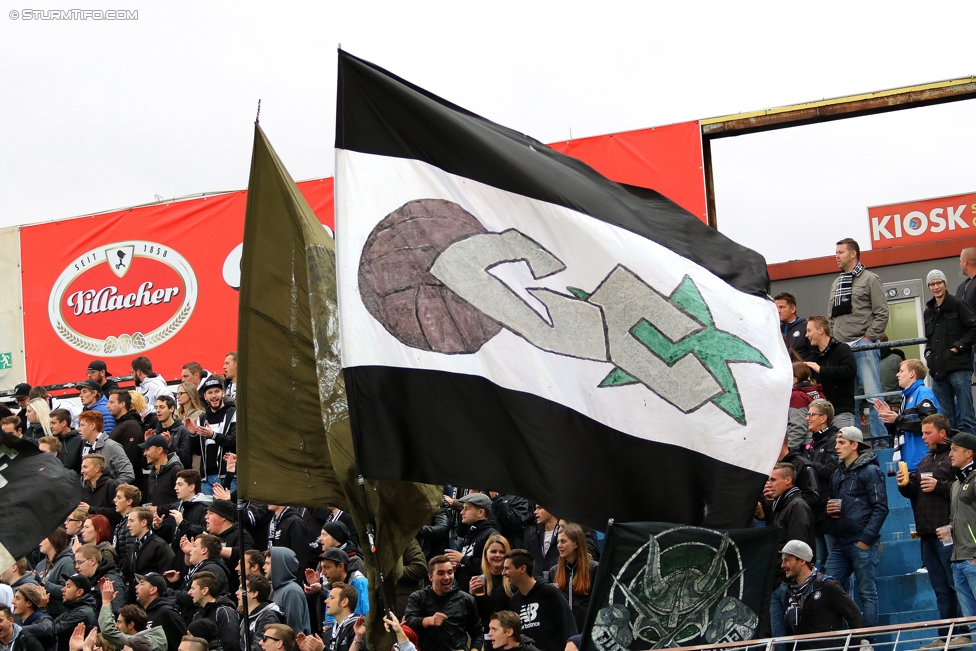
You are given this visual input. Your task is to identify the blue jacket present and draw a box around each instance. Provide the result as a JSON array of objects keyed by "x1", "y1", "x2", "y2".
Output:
[
  {"x1": 830, "y1": 450, "x2": 889, "y2": 546},
  {"x1": 896, "y1": 379, "x2": 939, "y2": 472},
  {"x1": 84, "y1": 395, "x2": 116, "y2": 434}
]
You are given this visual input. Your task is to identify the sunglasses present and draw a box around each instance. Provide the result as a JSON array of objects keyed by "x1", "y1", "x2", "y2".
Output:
[{"x1": 262, "y1": 636, "x2": 281, "y2": 643}]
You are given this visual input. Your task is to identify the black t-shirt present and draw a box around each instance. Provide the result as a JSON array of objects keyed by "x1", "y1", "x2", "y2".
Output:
[{"x1": 509, "y1": 582, "x2": 577, "y2": 651}]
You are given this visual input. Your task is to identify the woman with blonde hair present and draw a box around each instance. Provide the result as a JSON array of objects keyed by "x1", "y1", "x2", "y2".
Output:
[
  {"x1": 549, "y1": 522, "x2": 598, "y2": 630},
  {"x1": 469, "y1": 533, "x2": 512, "y2": 634},
  {"x1": 175, "y1": 382, "x2": 205, "y2": 422},
  {"x1": 25, "y1": 397, "x2": 53, "y2": 440},
  {"x1": 129, "y1": 390, "x2": 159, "y2": 433}
]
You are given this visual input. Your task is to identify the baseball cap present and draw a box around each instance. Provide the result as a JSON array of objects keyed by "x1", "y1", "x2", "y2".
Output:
[
  {"x1": 779, "y1": 540, "x2": 814, "y2": 562},
  {"x1": 838, "y1": 426, "x2": 869, "y2": 449},
  {"x1": 207, "y1": 499, "x2": 236, "y2": 522},
  {"x1": 87, "y1": 360, "x2": 113, "y2": 376},
  {"x1": 135, "y1": 572, "x2": 168, "y2": 593},
  {"x1": 320, "y1": 547, "x2": 350, "y2": 566},
  {"x1": 66, "y1": 573, "x2": 93, "y2": 592},
  {"x1": 13, "y1": 383, "x2": 31, "y2": 398},
  {"x1": 76, "y1": 380, "x2": 102, "y2": 394},
  {"x1": 202, "y1": 377, "x2": 224, "y2": 392},
  {"x1": 138, "y1": 435, "x2": 170, "y2": 450},
  {"x1": 952, "y1": 431, "x2": 976, "y2": 452},
  {"x1": 458, "y1": 493, "x2": 492, "y2": 512}
]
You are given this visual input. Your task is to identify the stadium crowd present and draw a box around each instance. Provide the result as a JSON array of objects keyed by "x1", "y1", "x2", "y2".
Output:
[{"x1": 4, "y1": 240, "x2": 976, "y2": 651}]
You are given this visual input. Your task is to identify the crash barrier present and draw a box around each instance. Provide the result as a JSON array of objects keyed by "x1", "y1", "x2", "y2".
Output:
[{"x1": 674, "y1": 615, "x2": 976, "y2": 651}]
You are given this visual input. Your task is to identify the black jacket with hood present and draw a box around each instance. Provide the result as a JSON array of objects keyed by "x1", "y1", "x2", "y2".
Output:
[
  {"x1": 146, "y1": 453, "x2": 184, "y2": 507},
  {"x1": 456, "y1": 518, "x2": 499, "y2": 592}
]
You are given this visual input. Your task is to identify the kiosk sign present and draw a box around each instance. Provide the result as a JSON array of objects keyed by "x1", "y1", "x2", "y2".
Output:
[{"x1": 868, "y1": 191, "x2": 976, "y2": 249}]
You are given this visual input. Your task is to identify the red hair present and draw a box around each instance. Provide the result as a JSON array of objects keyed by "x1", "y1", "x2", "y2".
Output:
[{"x1": 87, "y1": 514, "x2": 113, "y2": 545}]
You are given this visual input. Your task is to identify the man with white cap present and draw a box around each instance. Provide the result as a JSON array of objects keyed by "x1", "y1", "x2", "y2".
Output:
[
  {"x1": 824, "y1": 427, "x2": 888, "y2": 638},
  {"x1": 781, "y1": 539, "x2": 863, "y2": 644},
  {"x1": 923, "y1": 268, "x2": 976, "y2": 436}
]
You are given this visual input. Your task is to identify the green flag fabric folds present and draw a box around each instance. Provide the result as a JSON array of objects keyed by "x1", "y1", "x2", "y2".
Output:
[{"x1": 237, "y1": 123, "x2": 441, "y2": 646}]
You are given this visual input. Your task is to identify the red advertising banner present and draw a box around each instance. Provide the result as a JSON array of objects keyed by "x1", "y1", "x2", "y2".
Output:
[
  {"x1": 868, "y1": 191, "x2": 976, "y2": 249},
  {"x1": 547, "y1": 121, "x2": 707, "y2": 222},
  {"x1": 20, "y1": 179, "x2": 334, "y2": 386},
  {"x1": 19, "y1": 125, "x2": 706, "y2": 387}
]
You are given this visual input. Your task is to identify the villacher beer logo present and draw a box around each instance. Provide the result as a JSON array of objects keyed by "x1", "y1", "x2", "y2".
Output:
[{"x1": 48, "y1": 241, "x2": 198, "y2": 356}]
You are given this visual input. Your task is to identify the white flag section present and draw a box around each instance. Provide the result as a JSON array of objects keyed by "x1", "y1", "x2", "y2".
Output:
[{"x1": 336, "y1": 149, "x2": 791, "y2": 476}]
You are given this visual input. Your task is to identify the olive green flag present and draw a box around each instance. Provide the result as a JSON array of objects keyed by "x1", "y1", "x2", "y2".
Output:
[{"x1": 237, "y1": 123, "x2": 442, "y2": 646}]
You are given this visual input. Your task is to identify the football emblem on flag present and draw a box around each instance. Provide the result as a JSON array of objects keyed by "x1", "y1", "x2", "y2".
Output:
[
  {"x1": 48, "y1": 240, "x2": 198, "y2": 355},
  {"x1": 358, "y1": 198, "x2": 503, "y2": 353},
  {"x1": 358, "y1": 198, "x2": 771, "y2": 425}
]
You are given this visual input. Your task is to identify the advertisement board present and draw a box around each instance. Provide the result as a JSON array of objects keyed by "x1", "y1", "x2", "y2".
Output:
[
  {"x1": 20, "y1": 179, "x2": 334, "y2": 386},
  {"x1": 868, "y1": 191, "x2": 976, "y2": 249}
]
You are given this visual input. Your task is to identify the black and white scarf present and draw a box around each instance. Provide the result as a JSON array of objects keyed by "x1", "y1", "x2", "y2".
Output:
[
  {"x1": 831, "y1": 262, "x2": 865, "y2": 318},
  {"x1": 785, "y1": 570, "x2": 819, "y2": 628}
]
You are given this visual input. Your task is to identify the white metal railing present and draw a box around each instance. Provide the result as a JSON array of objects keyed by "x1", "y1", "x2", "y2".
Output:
[{"x1": 671, "y1": 616, "x2": 976, "y2": 651}]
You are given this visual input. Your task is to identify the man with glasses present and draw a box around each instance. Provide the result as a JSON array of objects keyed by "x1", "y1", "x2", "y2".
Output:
[
  {"x1": 924, "y1": 269, "x2": 976, "y2": 435},
  {"x1": 86, "y1": 361, "x2": 119, "y2": 395},
  {"x1": 800, "y1": 399, "x2": 841, "y2": 568},
  {"x1": 260, "y1": 625, "x2": 296, "y2": 651},
  {"x1": 74, "y1": 544, "x2": 125, "y2": 614}
]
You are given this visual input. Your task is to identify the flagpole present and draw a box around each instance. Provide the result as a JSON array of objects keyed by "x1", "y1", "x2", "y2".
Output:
[
  {"x1": 356, "y1": 472, "x2": 402, "y2": 651},
  {"x1": 238, "y1": 499, "x2": 252, "y2": 651}
]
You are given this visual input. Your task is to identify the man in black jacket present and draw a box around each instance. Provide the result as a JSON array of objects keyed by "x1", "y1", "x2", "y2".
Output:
[
  {"x1": 268, "y1": 506, "x2": 310, "y2": 571},
  {"x1": 135, "y1": 573, "x2": 186, "y2": 651},
  {"x1": 206, "y1": 500, "x2": 253, "y2": 594},
  {"x1": 781, "y1": 540, "x2": 862, "y2": 649},
  {"x1": 142, "y1": 435, "x2": 184, "y2": 507},
  {"x1": 404, "y1": 556, "x2": 483, "y2": 651},
  {"x1": 122, "y1": 509, "x2": 177, "y2": 589},
  {"x1": 48, "y1": 575, "x2": 97, "y2": 651},
  {"x1": 155, "y1": 470, "x2": 212, "y2": 564},
  {"x1": 805, "y1": 316, "x2": 858, "y2": 429},
  {"x1": 488, "y1": 494, "x2": 532, "y2": 549},
  {"x1": 50, "y1": 410, "x2": 82, "y2": 473},
  {"x1": 444, "y1": 494, "x2": 499, "y2": 592},
  {"x1": 80, "y1": 455, "x2": 121, "y2": 526},
  {"x1": 524, "y1": 507, "x2": 559, "y2": 581},
  {"x1": 896, "y1": 414, "x2": 962, "y2": 641},
  {"x1": 776, "y1": 292, "x2": 815, "y2": 362},
  {"x1": 108, "y1": 390, "x2": 148, "y2": 493},
  {"x1": 188, "y1": 571, "x2": 240, "y2": 651},
  {"x1": 176, "y1": 533, "x2": 230, "y2": 598},
  {"x1": 156, "y1": 395, "x2": 193, "y2": 470},
  {"x1": 192, "y1": 377, "x2": 237, "y2": 495},
  {"x1": 925, "y1": 269, "x2": 976, "y2": 435},
  {"x1": 763, "y1": 463, "x2": 816, "y2": 639}
]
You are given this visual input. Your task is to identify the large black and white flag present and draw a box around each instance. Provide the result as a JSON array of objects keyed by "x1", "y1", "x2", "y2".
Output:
[
  {"x1": 335, "y1": 51, "x2": 791, "y2": 529},
  {"x1": 0, "y1": 433, "x2": 85, "y2": 570}
]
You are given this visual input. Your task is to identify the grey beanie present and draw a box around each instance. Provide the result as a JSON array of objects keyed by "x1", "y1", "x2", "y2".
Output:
[{"x1": 926, "y1": 269, "x2": 947, "y2": 286}]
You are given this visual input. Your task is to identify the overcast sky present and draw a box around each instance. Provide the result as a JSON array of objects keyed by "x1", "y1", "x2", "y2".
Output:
[{"x1": 2, "y1": 1, "x2": 974, "y2": 264}]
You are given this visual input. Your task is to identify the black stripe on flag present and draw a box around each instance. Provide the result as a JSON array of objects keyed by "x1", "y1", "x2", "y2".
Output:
[
  {"x1": 345, "y1": 366, "x2": 769, "y2": 530},
  {"x1": 336, "y1": 50, "x2": 769, "y2": 298}
]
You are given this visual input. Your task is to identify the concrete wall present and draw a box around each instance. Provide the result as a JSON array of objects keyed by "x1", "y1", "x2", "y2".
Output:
[{"x1": 770, "y1": 255, "x2": 962, "y2": 318}]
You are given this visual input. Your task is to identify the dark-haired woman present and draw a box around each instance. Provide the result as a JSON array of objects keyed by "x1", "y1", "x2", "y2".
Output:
[{"x1": 34, "y1": 528, "x2": 74, "y2": 616}]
